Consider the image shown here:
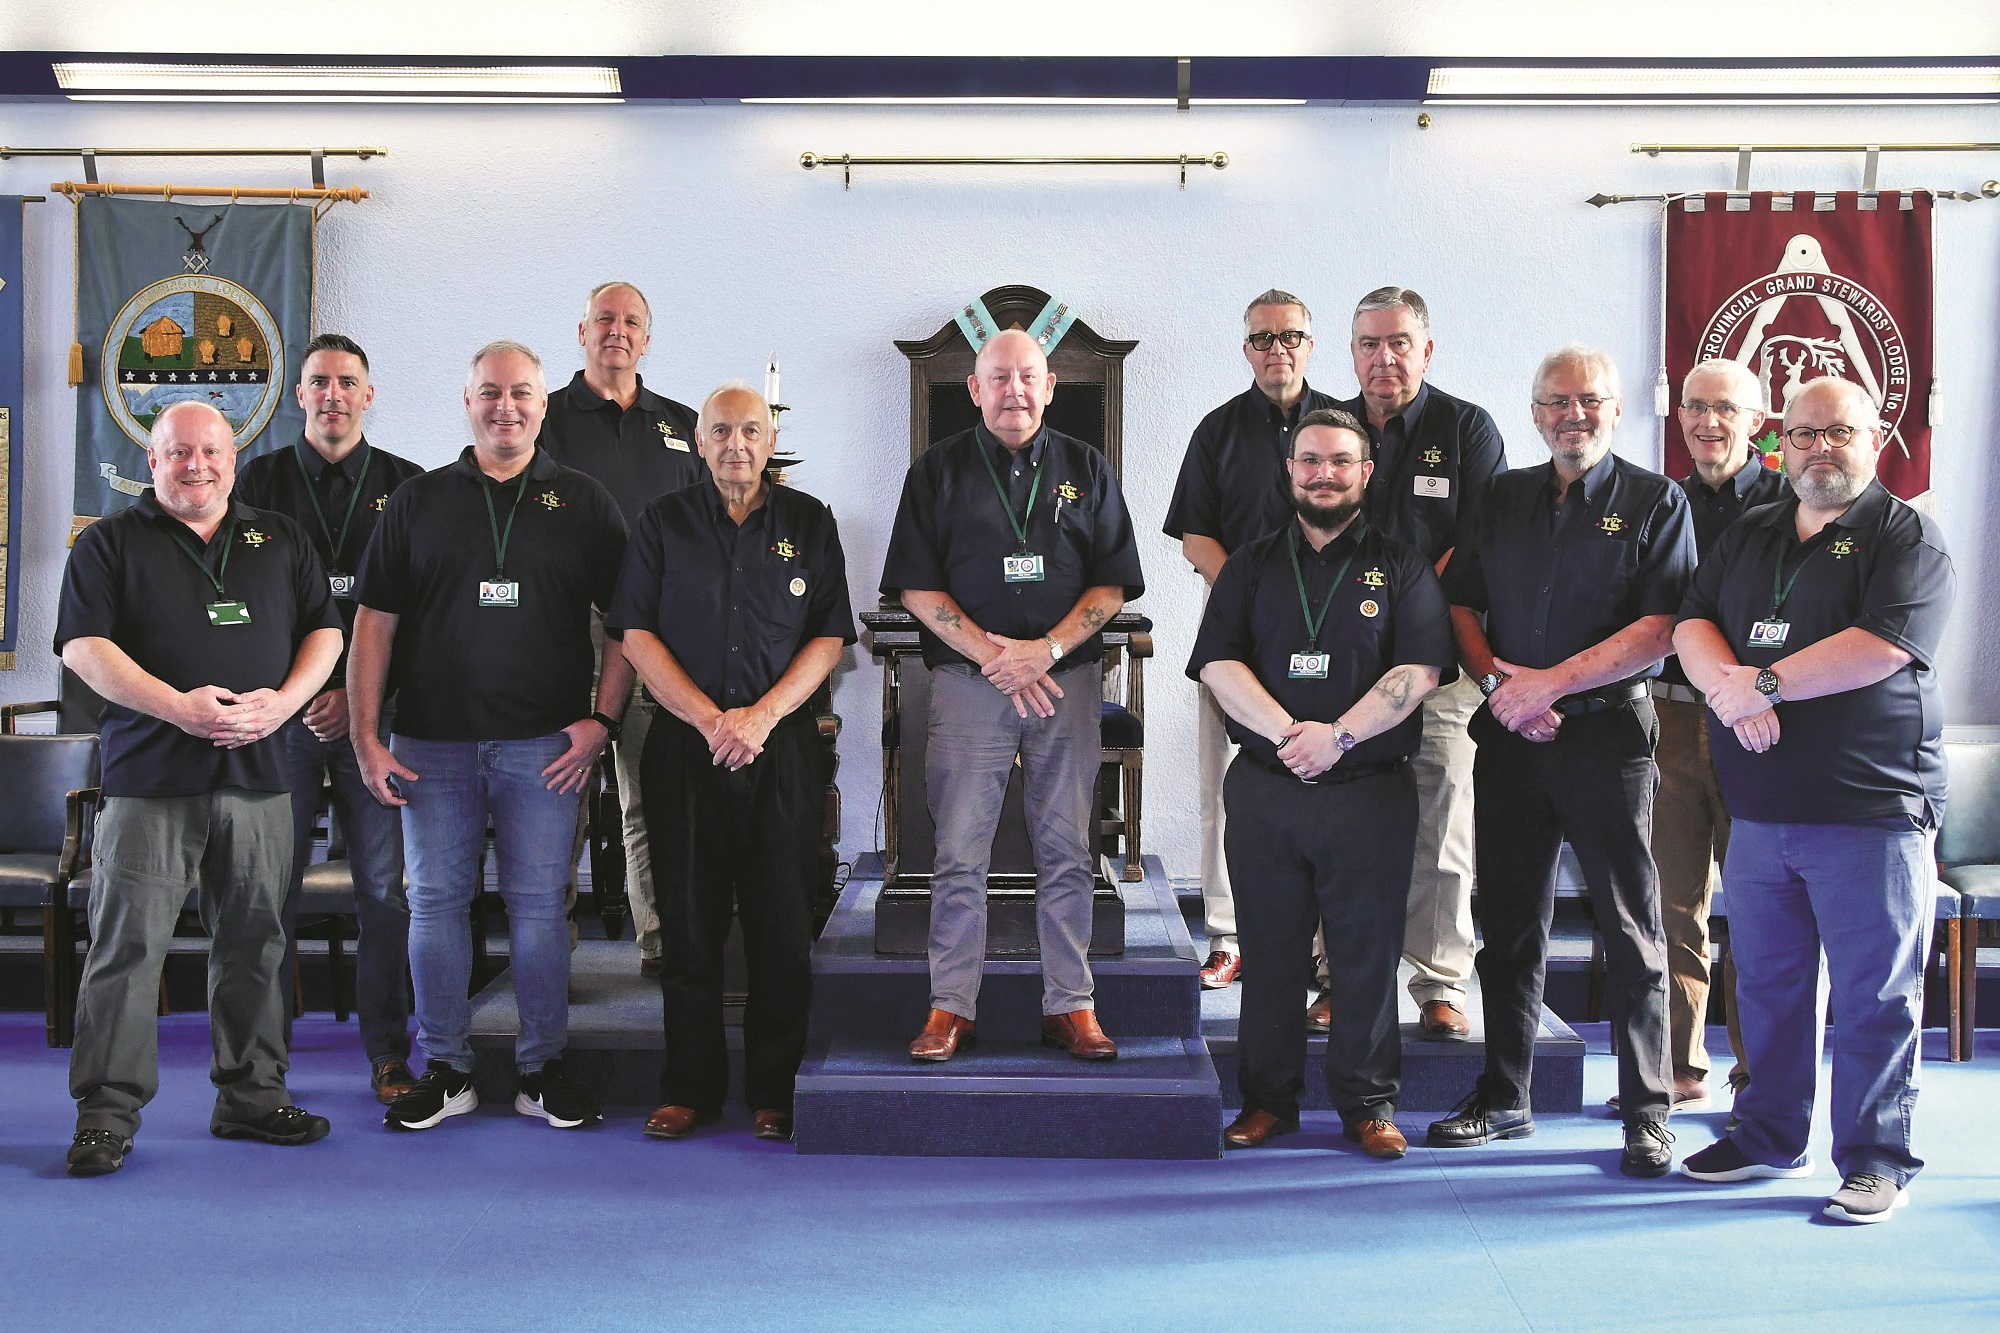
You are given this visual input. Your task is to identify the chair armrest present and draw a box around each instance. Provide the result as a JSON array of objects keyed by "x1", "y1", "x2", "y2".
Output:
[
  {"x1": 60, "y1": 787, "x2": 103, "y2": 883},
  {"x1": 1, "y1": 700, "x2": 60, "y2": 734},
  {"x1": 818, "y1": 713, "x2": 842, "y2": 742},
  {"x1": 1126, "y1": 632, "x2": 1152, "y2": 660}
]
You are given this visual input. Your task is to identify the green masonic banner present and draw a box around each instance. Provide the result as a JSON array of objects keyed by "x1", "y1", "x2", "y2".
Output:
[{"x1": 71, "y1": 197, "x2": 312, "y2": 537}]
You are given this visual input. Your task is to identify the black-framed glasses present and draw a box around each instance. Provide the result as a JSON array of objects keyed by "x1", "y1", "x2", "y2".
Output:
[
  {"x1": 1680, "y1": 399, "x2": 1749, "y2": 419},
  {"x1": 1533, "y1": 394, "x2": 1615, "y2": 413},
  {"x1": 1784, "y1": 424, "x2": 1865, "y2": 449},
  {"x1": 1246, "y1": 329, "x2": 1311, "y2": 351}
]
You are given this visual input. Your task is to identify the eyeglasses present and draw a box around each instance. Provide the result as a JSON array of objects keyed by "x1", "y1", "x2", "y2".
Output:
[
  {"x1": 1783, "y1": 424, "x2": 1866, "y2": 449},
  {"x1": 1533, "y1": 395, "x2": 1615, "y2": 413},
  {"x1": 1680, "y1": 399, "x2": 1749, "y2": 419},
  {"x1": 1246, "y1": 330, "x2": 1310, "y2": 351}
]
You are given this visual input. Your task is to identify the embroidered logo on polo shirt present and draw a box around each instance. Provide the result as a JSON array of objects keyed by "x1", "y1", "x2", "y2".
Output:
[
  {"x1": 1360, "y1": 569, "x2": 1386, "y2": 588},
  {"x1": 1421, "y1": 447, "x2": 1443, "y2": 467},
  {"x1": 776, "y1": 539, "x2": 796, "y2": 559},
  {"x1": 1056, "y1": 481, "x2": 1080, "y2": 502},
  {"x1": 1598, "y1": 515, "x2": 1628, "y2": 534},
  {"x1": 1828, "y1": 537, "x2": 1856, "y2": 557},
  {"x1": 656, "y1": 422, "x2": 690, "y2": 452},
  {"x1": 1359, "y1": 599, "x2": 1380, "y2": 618},
  {"x1": 239, "y1": 528, "x2": 268, "y2": 547},
  {"x1": 372, "y1": 496, "x2": 389, "y2": 511},
  {"x1": 537, "y1": 491, "x2": 564, "y2": 510}
]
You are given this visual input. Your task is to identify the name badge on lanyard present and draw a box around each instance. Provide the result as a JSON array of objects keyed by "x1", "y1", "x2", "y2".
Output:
[
  {"x1": 328, "y1": 572, "x2": 355, "y2": 600},
  {"x1": 1746, "y1": 618, "x2": 1789, "y2": 649},
  {"x1": 479, "y1": 580, "x2": 520, "y2": 608},
  {"x1": 207, "y1": 600, "x2": 252, "y2": 626},
  {"x1": 1288, "y1": 652, "x2": 1330, "y2": 679},
  {"x1": 1003, "y1": 553, "x2": 1045, "y2": 583},
  {"x1": 479, "y1": 471, "x2": 531, "y2": 610}
]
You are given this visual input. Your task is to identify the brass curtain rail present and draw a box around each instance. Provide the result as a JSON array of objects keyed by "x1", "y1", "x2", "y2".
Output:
[{"x1": 800, "y1": 150, "x2": 1228, "y2": 189}]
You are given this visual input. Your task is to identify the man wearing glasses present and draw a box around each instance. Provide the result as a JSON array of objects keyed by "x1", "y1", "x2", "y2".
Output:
[
  {"x1": 1675, "y1": 377, "x2": 1953, "y2": 1224},
  {"x1": 1647, "y1": 360, "x2": 1786, "y2": 1119},
  {"x1": 1431, "y1": 346, "x2": 1695, "y2": 1178},
  {"x1": 1165, "y1": 289, "x2": 1336, "y2": 993},
  {"x1": 1189, "y1": 409, "x2": 1454, "y2": 1159},
  {"x1": 1333, "y1": 286, "x2": 1507, "y2": 1044}
]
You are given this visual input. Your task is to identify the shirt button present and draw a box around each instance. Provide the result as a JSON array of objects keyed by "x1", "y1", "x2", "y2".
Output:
[{"x1": 731, "y1": 646, "x2": 739, "y2": 653}]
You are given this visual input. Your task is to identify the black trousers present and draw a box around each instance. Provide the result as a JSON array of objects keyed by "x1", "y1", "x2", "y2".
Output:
[
  {"x1": 642, "y1": 711, "x2": 827, "y2": 1115},
  {"x1": 1469, "y1": 699, "x2": 1672, "y2": 1118},
  {"x1": 1225, "y1": 755, "x2": 1415, "y2": 1128}
]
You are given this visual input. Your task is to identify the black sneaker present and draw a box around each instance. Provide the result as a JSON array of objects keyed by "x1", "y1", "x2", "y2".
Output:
[
  {"x1": 67, "y1": 1128, "x2": 133, "y2": 1177},
  {"x1": 1680, "y1": 1137, "x2": 1814, "y2": 1183},
  {"x1": 515, "y1": 1059, "x2": 602, "y2": 1129},
  {"x1": 1427, "y1": 1088, "x2": 1534, "y2": 1148},
  {"x1": 213, "y1": 1105, "x2": 331, "y2": 1146},
  {"x1": 384, "y1": 1061, "x2": 479, "y2": 1131},
  {"x1": 1620, "y1": 1119, "x2": 1675, "y2": 1177}
]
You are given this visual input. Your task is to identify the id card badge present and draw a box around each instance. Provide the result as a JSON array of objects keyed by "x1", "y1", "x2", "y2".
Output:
[
  {"x1": 1414, "y1": 475, "x2": 1451, "y2": 499},
  {"x1": 1746, "y1": 618, "x2": 1790, "y2": 649},
  {"x1": 207, "y1": 600, "x2": 252, "y2": 626},
  {"x1": 1288, "y1": 652, "x2": 1330, "y2": 680},
  {"x1": 1002, "y1": 553, "x2": 1045, "y2": 584},
  {"x1": 328, "y1": 573, "x2": 356, "y2": 600},
  {"x1": 478, "y1": 580, "x2": 521, "y2": 608}
]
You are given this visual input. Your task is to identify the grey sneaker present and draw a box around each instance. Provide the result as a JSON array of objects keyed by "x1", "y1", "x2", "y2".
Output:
[{"x1": 1825, "y1": 1172, "x2": 1909, "y2": 1224}]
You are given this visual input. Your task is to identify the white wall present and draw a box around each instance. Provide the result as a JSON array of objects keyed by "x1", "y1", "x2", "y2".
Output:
[{"x1": 3, "y1": 96, "x2": 1996, "y2": 876}]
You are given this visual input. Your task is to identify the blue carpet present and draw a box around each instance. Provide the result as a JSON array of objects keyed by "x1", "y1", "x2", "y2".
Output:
[{"x1": 2, "y1": 1014, "x2": 1997, "y2": 1330}]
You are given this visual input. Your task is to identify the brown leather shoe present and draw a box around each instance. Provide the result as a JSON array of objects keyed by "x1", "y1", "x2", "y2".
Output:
[
  {"x1": 1199, "y1": 950, "x2": 1241, "y2": 989},
  {"x1": 1419, "y1": 999, "x2": 1472, "y2": 1042},
  {"x1": 643, "y1": 1104, "x2": 717, "y2": 1139},
  {"x1": 752, "y1": 1109, "x2": 793, "y2": 1142},
  {"x1": 909, "y1": 1008, "x2": 976, "y2": 1062},
  {"x1": 1345, "y1": 1118, "x2": 1409, "y2": 1159},
  {"x1": 1041, "y1": 1009, "x2": 1118, "y2": 1060},
  {"x1": 1608, "y1": 1074, "x2": 1711, "y2": 1111},
  {"x1": 1305, "y1": 989, "x2": 1333, "y2": 1034},
  {"x1": 639, "y1": 957, "x2": 661, "y2": 979},
  {"x1": 370, "y1": 1058, "x2": 419, "y2": 1105},
  {"x1": 1223, "y1": 1108, "x2": 1294, "y2": 1148}
]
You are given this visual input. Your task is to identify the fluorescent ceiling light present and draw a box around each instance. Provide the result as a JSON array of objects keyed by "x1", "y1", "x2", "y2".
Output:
[
  {"x1": 1427, "y1": 65, "x2": 2000, "y2": 99},
  {"x1": 69, "y1": 94, "x2": 624, "y2": 105},
  {"x1": 52, "y1": 62, "x2": 621, "y2": 98},
  {"x1": 740, "y1": 97, "x2": 1304, "y2": 107}
]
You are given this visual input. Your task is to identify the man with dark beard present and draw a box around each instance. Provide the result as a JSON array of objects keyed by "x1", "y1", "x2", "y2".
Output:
[{"x1": 1187, "y1": 408, "x2": 1455, "y2": 1157}]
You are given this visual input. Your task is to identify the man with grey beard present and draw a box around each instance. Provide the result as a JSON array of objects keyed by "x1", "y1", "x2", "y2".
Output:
[{"x1": 1675, "y1": 377, "x2": 1954, "y2": 1225}]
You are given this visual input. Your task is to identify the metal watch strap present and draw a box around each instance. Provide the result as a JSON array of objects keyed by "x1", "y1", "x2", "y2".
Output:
[{"x1": 1045, "y1": 635, "x2": 1064, "y2": 662}]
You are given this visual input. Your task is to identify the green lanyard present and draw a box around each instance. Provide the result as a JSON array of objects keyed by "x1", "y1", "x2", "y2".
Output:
[
  {"x1": 170, "y1": 521, "x2": 235, "y2": 600},
  {"x1": 974, "y1": 436, "x2": 1044, "y2": 553},
  {"x1": 1770, "y1": 536, "x2": 1830, "y2": 617},
  {"x1": 292, "y1": 442, "x2": 373, "y2": 571},
  {"x1": 1288, "y1": 522, "x2": 1364, "y2": 650},
  {"x1": 480, "y1": 471, "x2": 532, "y2": 578}
]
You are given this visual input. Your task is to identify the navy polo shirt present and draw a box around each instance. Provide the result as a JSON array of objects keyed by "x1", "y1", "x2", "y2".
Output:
[
  {"x1": 355, "y1": 446, "x2": 627, "y2": 742},
  {"x1": 1443, "y1": 452, "x2": 1695, "y2": 683},
  {"x1": 1333, "y1": 381, "x2": 1508, "y2": 566},
  {"x1": 606, "y1": 481, "x2": 857, "y2": 713},
  {"x1": 1658, "y1": 458, "x2": 1790, "y2": 688},
  {"x1": 234, "y1": 435, "x2": 425, "y2": 687},
  {"x1": 881, "y1": 423, "x2": 1146, "y2": 670},
  {"x1": 537, "y1": 371, "x2": 705, "y2": 526},
  {"x1": 1187, "y1": 518, "x2": 1456, "y2": 773},
  {"x1": 1163, "y1": 380, "x2": 1339, "y2": 555},
  {"x1": 54, "y1": 495, "x2": 341, "y2": 798},
  {"x1": 1676, "y1": 481, "x2": 1954, "y2": 827}
]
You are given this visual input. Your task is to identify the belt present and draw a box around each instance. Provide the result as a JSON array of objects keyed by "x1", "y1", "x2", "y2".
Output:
[
  {"x1": 1251, "y1": 753, "x2": 1410, "y2": 786},
  {"x1": 1649, "y1": 681, "x2": 1703, "y2": 705},
  {"x1": 1553, "y1": 681, "x2": 1648, "y2": 717}
]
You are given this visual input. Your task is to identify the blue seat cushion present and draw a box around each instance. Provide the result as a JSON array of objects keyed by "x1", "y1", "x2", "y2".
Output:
[
  {"x1": 0, "y1": 852, "x2": 59, "y2": 907},
  {"x1": 1100, "y1": 703, "x2": 1143, "y2": 750},
  {"x1": 1940, "y1": 863, "x2": 2000, "y2": 909}
]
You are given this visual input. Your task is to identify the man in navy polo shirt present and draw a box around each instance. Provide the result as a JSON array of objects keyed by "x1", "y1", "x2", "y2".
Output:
[
  {"x1": 350, "y1": 341, "x2": 631, "y2": 1135},
  {"x1": 538, "y1": 281, "x2": 705, "y2": 977},
  {"x1": 1165, "y1": 288, "x2": 1336, "y2": 993},
  {"x1": 1432, "y1": 345, "x2": 1694, "y2": 1178},
  {"x1": 1189, "y1": 408, "x2": 1455, "y2": 1159},
  {"x1": 883, "y1": 328, "x2": 1146, "y2": 1067},
  {"x1": 235, "y1": 333, "x2": 426, "y2": 1102},
  {"x1": 1676, "y1": 377, "x2": 1954, "y2": 1224},
  {"x1": 57, "y1": 400, "x2": 344, "y2": 1176},
  {"x1": 609, "y1": 382, "x2": 856, "y2": 1144}
]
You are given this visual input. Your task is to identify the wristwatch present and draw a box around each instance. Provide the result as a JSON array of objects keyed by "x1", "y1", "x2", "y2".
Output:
[
  {"x1": 590, "y1": 710, "x2": 622, "y2": 741},
  {"x1": 1477, "y1": 672, "x2": 1504, "y2": 698},
  {"x1": 1332, "y1": 722, "x2": 1359, "y2": 752},
  {"x1": 1045, "y1": 635, "x2": 1064, "y2": 663},
  {"x1": 1754, "y1": 668, "x2": 1783, "y2": 703}
]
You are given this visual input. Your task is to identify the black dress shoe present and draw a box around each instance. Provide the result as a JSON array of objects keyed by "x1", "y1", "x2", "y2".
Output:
[
  {"x1": 1426, "y1": 1089, "x2": 1534, "y2": 1148},
  {"x1": 1620, "y1": 1119, "x2": 1675, "y2": 1178},
  {"x1": 67, "y1": 1128, "x2": 132, "y2": 1177}
]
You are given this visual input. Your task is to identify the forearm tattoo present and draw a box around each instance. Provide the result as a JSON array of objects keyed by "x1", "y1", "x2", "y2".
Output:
[
  {"x1": 1370, "y1": 665, "x2": 1419, "y2": 711},
  {"x1": 1079, "y1": 606, "x2": 1108, "y2": 632},
  {"x1": 933, "y1": 603, "x2": 963, "y2": 630}
]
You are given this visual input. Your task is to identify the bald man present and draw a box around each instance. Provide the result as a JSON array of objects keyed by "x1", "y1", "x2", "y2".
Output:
[
  {"x1": 1676, "y1": 376, "x2": 1955, "y2": 1224},
  {"x1": 882, "y1": 329, "x2": 1146, "y2": 1067},
  {"x1": 57, "y1": 401, "x2": 344, "y2": 1175}
]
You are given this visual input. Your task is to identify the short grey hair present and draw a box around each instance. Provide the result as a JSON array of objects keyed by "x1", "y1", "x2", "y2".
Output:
[
  {"x1": 1243, "y1": 288, "x2": 1312, "y2": 336},
  {"x1": 1682, "y1": 358, "x2": 1762, "y2": 411},
  {"x1": 1292, "y1": 407, "x2": 1369, "y2": 457},
  {"x1": 467, "y1": 340, "x2": 544, "y2": 382},
  {"x1": 697, "y1": 378, "x2": 772, "y2": 435},
  {"x1": 1352, "y1": 286, "x2": 1430, "y2": 335},
  {"x1": 583, "y1": 280, "x2": 652, "y2": 331},
  {"x1": 1533, "y1": 344, "x2": 1621, "y2": 401}
]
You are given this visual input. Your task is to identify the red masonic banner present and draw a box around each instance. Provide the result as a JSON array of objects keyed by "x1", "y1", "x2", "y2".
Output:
[{"x1": 1664, "y1": 191, "x2": 1933, "y2": 502}]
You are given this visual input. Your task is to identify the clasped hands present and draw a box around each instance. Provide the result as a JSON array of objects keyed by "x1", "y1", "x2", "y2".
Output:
[
  {"x1": 1705, "y1": 663, "x2": 1781, "y2": 754},
  {"x1": 175, "y1": 684, "x2": 297, "y2": 750},
  {"x1": 1274, "y1": 720, "x2": 1343, "y2": 780},
  {"x1": 981, "y1": 632, "x2": 1065, "y2": 719},
  {"x1": 1483, "y1": 658, "x2": 1565, "y2": 744},
  {"x1": 705, "y1": 703, "x2": 776, "y2": 771}
]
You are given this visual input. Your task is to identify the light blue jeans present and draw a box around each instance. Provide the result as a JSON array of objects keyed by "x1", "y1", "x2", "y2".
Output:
[
  {"x1": 393, "y1": 733, "x2": 579, "y2": 1074},
  {"x1": 1724, "y1": 817, "x2": 1933, "y2": 1186}
]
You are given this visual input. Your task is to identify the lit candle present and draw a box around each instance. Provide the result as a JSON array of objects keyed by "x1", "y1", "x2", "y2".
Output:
[{"x1": 765, "y1": 355, "x2": 780, "y2": 407}]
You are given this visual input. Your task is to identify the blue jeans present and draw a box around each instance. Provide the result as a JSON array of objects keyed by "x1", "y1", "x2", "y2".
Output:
[
  {"x1": 281, "y1": 715, "x2": 411, "y2": 1064},
  {"x1": 393, "y1": 733, "x2": 579, "y2": 1074},
  {"x1": 1724, "y1": 818, "x2": 1933, "y2": 1186}
]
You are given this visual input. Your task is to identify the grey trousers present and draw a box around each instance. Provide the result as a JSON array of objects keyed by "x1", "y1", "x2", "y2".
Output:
[
  {"x1": 71, "y1": 791, "x2": 295, "y2": 1137},
  {"x1": 926, "y1": 662, "x2": 1101, "y2": 1019}
]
